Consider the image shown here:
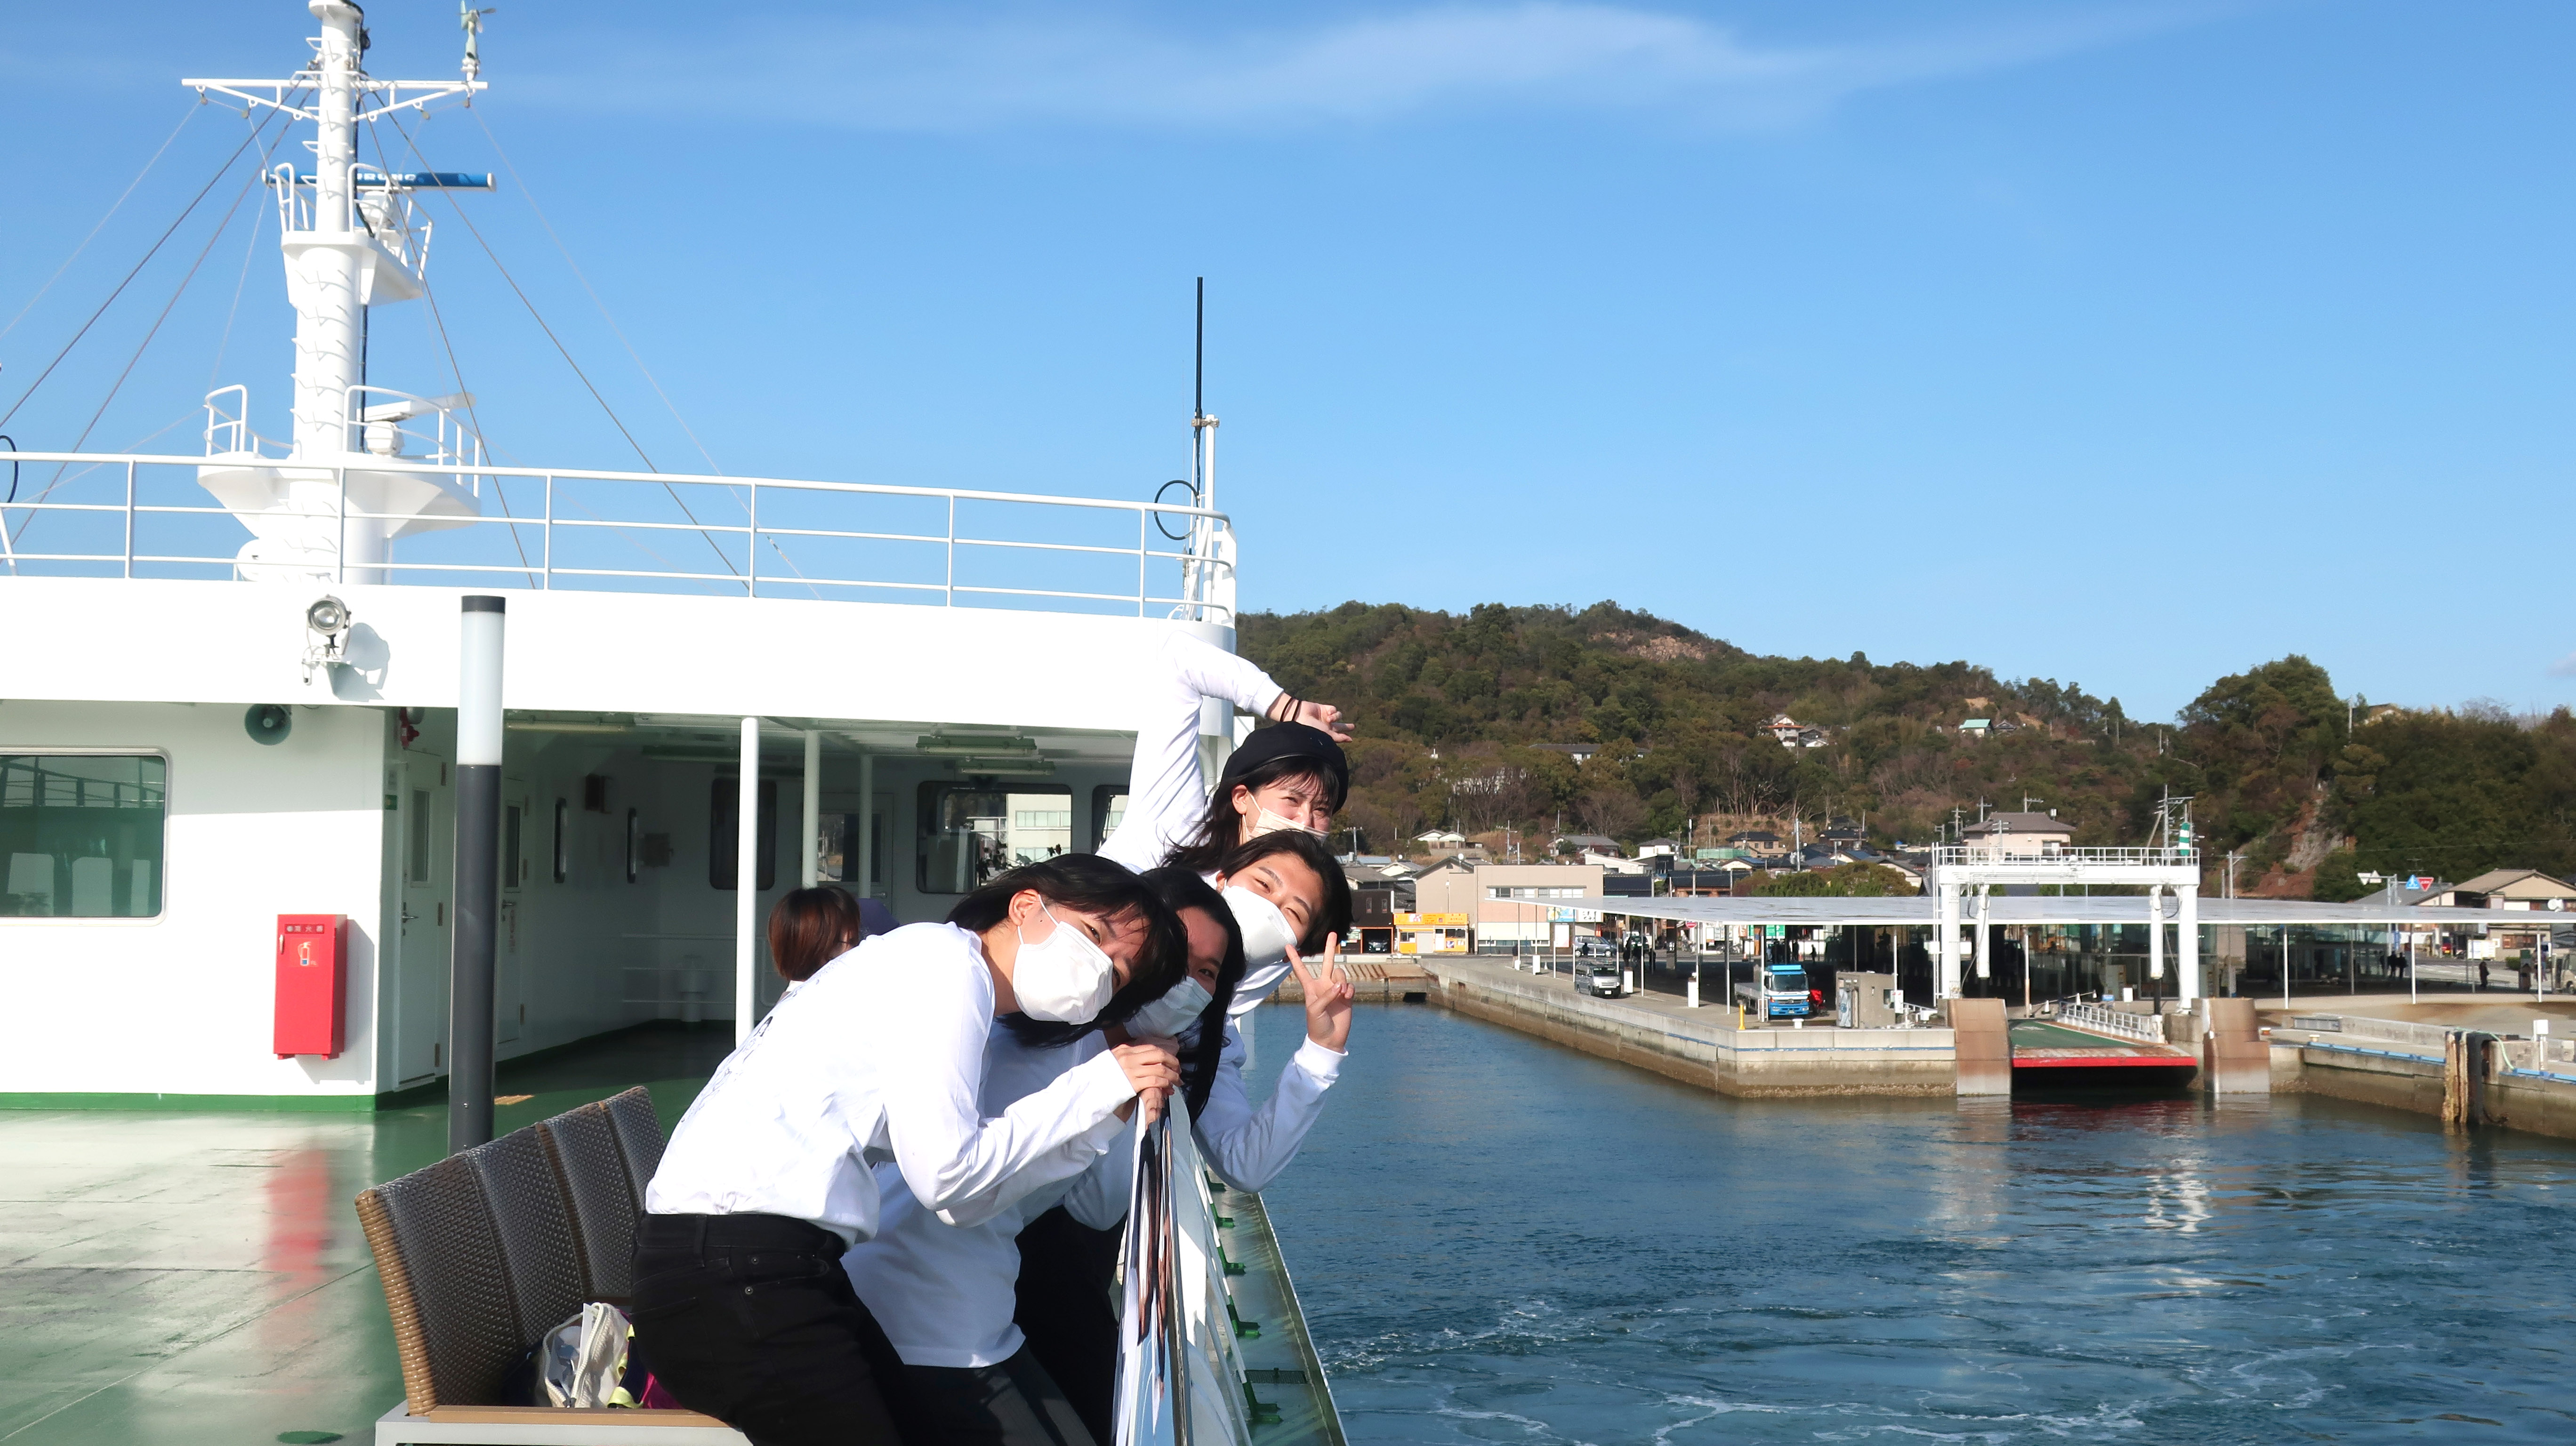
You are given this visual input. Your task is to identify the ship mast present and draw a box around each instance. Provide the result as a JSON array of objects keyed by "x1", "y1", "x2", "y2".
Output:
[
  {"x1": 185, "y1": 1, "x2": 490, "y2": 583},
  {"x1": 295, "y1": 0, "x2": 365, "y2": 460}
]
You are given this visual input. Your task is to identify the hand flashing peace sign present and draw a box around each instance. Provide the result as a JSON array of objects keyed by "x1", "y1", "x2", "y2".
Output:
[{"x1": 1291, "y1": 933, "x2": 1352, "y2": 1053}]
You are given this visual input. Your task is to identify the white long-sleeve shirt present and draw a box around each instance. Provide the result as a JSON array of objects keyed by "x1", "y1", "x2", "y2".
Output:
[
  {"x1": 1098, "y1": 629, "x2": 1305, "y2": 1016},
  {"x1": 647, "y1": 924, "x2": 1135, "y2": 1248},
  {"x1": 1099, "y1": 630, "x2": 1282, "y2": 877},
  {"x1": 842, "y1": 1021, "x2": 1341, "y2": 1366},
  {"x1": 843, "y1": 1032, "x2": 1135, "y2": 1367},
  {"x1": 1196, "y1": 1026, "x2": 1344, "y2": 1192}
]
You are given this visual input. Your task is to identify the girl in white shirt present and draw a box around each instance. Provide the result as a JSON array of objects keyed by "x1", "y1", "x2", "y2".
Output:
[
  {"x1": 635, "y1": 857, "x2": 1190, "y2": 1446},
  {"x1": 844, "y1": 855, "x2": 1353, "y2": 1446}
]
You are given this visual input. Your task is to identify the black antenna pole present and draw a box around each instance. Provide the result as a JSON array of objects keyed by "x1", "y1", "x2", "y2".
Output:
[{"x1": 1194, "y1": 277, "x2": 1205, "y2": 421}]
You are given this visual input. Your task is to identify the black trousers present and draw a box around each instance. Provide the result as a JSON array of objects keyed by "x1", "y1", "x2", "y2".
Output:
[
  {"x1": 905, "y1": 1348, "x2": 1094, "y2": 1446},
  {"x1": 632, "y1": 1213, "x2": 911, "y2": 1446},
  {"x1": 1010, "y1": 1206, "x2": 1124, "y2": 1446}
]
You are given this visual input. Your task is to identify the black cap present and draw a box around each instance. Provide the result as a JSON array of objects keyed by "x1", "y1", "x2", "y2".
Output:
[{"x1": 1219, "y1": 721, "x2": 1349, "y2": 808}]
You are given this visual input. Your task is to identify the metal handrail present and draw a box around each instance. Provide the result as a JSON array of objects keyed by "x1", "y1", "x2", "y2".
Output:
[
  {"x1": 0, "y1": 450, "x2": 1239, "y2": 622},
  {"x1": 2057, "y1": 1001, "x2": 2166, "y2": 1043},
  {"x1": 1929, "y1": 845, "x2": 2198, "y2": 867}
]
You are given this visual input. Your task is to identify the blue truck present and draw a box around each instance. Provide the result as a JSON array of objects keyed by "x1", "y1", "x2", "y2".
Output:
[{"x1": 1733, "y1": 963, "x2": 1812, "y2": 1020}]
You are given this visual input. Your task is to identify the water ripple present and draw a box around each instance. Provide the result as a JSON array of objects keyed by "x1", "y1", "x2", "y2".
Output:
[{"x1": 1252, "y1": 1006, "x2": 2576, "y2": 1445}]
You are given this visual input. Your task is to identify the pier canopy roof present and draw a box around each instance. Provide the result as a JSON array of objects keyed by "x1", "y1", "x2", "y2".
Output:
[{"x1": 1561, "y1": 896, "x2": 2520, "y2": 929}]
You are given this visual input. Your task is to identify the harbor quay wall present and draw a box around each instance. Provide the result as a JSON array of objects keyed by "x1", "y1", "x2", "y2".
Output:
[
  {"x1": 1422, "y1": 959, "x2": 1956, "y2": 1097},
  {"x1": 2270, "y1": 1018, "x2": 2576, "y2": 1141}
]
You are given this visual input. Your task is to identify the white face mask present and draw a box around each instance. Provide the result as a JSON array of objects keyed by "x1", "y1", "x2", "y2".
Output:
[
  {"x1": 1224, "y1": 885, "x2": 1299, "y2": 971},
  {"x1": 1127, "y1": 976, "x2": 1213, "y2": 1038},
  {"x1": 1248, "y1": 804, "x2": 1324, "y2": 839},
  {"x1": 1010, "y1": 901, "x2": 1119, "y2": 1023}
]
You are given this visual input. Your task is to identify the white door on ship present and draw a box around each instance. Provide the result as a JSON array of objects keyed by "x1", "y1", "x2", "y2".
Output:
[{"x1": 395, "y1": 751, "x2": 451, "y2": 1087}]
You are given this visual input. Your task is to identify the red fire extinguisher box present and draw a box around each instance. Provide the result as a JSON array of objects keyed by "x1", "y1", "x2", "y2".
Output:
[{"x1": 274, "y1": 914, "x2": 347, "y2": 1059}]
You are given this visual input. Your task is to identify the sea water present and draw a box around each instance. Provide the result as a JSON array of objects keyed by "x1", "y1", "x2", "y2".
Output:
[{"x1": 1246, "y1": 1004, "x2": 2576, "y2": 1445}]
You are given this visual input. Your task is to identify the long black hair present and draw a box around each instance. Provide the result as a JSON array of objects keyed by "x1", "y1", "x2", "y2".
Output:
[
  {"x1": 1216, "y1": 830, "x2": 1353, "y2": 956},
  {"x1": 1166, "y1": 723, "x2": 1350, "y2": 874},
  {"x1": 951, "y1": 855, "x2": 1186, "y2": 1046},
  {"x1": 1141, "y1": 867, "x2": 1245, "y2": 1117}
]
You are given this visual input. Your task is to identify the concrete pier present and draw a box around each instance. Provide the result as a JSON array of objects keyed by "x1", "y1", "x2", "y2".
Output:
[
  {"x1": 1423, "y1": 958, "x2": 1956, "y2": 1097},
  {"x1": 2265, "y1": 997, "x2": 2576, "y2": 1140}
]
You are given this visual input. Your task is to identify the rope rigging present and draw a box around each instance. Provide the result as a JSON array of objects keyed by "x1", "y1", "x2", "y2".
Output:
[
  {"x1": 0, "y1": 102, "x2": 292, "y2": 434},
  {"x1": 8, "y1": 109, "x2": 294, "y2": 546},
  {"x1": 0, "y1": 106, "x2": 199, "y2": 348},
  {"x1": 6, "y1": 80, "x2": 793, "y2": 597},
  {"x1": 359, "y1": 106, "x2": 538, "y2": 586},
  {"x1": 378, "y1": 111, "x2": 743, "y2": 581}
]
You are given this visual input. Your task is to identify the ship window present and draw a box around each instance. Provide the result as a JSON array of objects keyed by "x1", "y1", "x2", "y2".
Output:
[
  {"x1": 503, "y1": 805, "x2": 523, "y2": 892},
  {"x1": 408, "y1": 790, "x2": 432, "y2": 883},
  {"x1": 1089, "y1": 785, "x2": 1127, "y2": 852},
  {"x1": 0, "y1": 754, "x2": 166, "y2": 919},
  {"x1": 917, "y1": 782, "x2": 1072, "y2": 894}
]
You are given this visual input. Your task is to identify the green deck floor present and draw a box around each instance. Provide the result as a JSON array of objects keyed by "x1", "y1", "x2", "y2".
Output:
[{"x1": 0, "y1": 1023, "x2": 729, "y2": 1446}]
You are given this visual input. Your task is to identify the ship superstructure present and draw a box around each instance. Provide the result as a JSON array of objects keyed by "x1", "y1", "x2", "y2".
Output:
[{"x1": 0, "y1": 0, "x2": 1236, "y2": 1110}]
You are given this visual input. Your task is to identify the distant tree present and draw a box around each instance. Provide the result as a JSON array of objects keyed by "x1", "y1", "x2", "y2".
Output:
[
  {"x1": 1754, "y1": 863, "x2": 1915, "y2": 897},
  {"x1": 2311, "y1": 849, "x2": 2372, "y2": 903},
  {"x1": 1574, "y1": 788, "x2": 1647, "y2": 843}
]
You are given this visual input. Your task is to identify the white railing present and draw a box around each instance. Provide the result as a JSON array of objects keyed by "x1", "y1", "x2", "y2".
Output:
[
  {"x1": 1929, "y1": 845, "x2": 2197, "y2": 868},
  {"x1": 267, "y1": 162, "x2": 436, "y2": 274},
  {"x1": 1118, "y1": 1100, "x2": 1265, "y2": 1446},
  {"x1": 2057, "y1": 1001, "x2": 2167, "y2": 1043},
  {"x1": 0, "y1": 450, "x2": 1238, "y2": 623},
  {"x1": 343, "y1": 386, "x2": 484, "y2": 470}
]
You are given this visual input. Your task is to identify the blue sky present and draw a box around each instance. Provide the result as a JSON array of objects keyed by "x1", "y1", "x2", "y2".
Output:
[{"x1": 3, "y1": 1, "x2": 2571, "y2": 720}]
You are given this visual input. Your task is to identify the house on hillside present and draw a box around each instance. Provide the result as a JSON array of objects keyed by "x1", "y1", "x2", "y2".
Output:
[
  {"x1": 1959, "y1": 811, "x2": 2073, "y2": 859},
  {"x1": 1822, "y1": 817, "x2": 1863, "y2": 843},
  {"x1": 1764, "y1": 714, "x2": 1830, "y2": 749},
  {"x1": 2412, "y1": 868, "x2": 2576, "y2": 911},
  {"x1": 1728, "y1": 829, "x2": 1782, "y2": 854},
  {"x1": 1959, "y1": 718, "x2": 1991, "y2": 739},
  {"x1": 1635, "y1": 838, "x2": 1683, "y2": 861},
  {"x1": 1415, "y1": 829, "x2": 1489, "y2": 861}
]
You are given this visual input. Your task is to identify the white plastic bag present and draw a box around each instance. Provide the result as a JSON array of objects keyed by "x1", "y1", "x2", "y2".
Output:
[{"x1": 538, "y1": 1301, "x2": 633, "y2": 1408}]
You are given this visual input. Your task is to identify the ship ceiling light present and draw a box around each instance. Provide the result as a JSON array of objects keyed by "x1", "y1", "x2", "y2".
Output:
[{"x1": 917, "y1": 733, "x2": 1037, "y2": 755}]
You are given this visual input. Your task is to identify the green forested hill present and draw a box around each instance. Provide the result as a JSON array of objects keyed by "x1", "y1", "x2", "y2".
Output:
[{"x1": 1237, "y1": 601, "x2": 2576, "y2": 897}]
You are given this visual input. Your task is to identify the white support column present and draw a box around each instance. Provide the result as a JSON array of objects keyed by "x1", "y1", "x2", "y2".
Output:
[
  {"x1": 856, "y1": 752, "x2": 876, "y2": 899},
  {"x1": 1936, "y1": 883, "x2": 1961, "y2": 998},
  {"x1": 1973, "y1": 885, "x2": 1992, "y2": 980},
  {"x1": 800, "y1": 730, "x2": 821, "y2": 889},
  {"x1": 2178, "y1": 884, "x2": 2201, "y2": 1003},
  {"x1": 2148, "y1": 884, "x2": 2165, "y2": 984},
  {"x1": 736, "y1": 718, "x2": 760, "y2": 1044}
]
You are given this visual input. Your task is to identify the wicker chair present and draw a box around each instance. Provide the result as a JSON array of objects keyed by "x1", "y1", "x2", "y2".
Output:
[
  {"x1": 536, "y1": 1102, "x2": 641, "y2": 1304},
  {"x1": 602, "y1": 1086, "x2": 667, "y2": 1208},
  {"x1": 356, "y1": 1094, "x2": 746, "y2": 1446}
]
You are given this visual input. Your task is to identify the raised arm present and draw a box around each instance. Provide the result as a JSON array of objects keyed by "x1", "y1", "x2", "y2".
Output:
[{"x1": 1099, "y1": 630, "x2": 1286, "y2": 872}]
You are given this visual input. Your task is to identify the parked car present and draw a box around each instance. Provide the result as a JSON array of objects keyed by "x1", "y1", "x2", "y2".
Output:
[{"x1": 1576, "y1": 961, "x2": 1625, "y2": 997}]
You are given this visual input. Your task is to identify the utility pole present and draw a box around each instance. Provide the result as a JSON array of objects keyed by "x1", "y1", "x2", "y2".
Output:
[{"x1": 2225, "y1": 851, "x2": 2241, "y2": 900}]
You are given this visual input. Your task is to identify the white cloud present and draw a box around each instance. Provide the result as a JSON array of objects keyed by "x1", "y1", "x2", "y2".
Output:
[{"x1": 531, "y1": 3, "x2": 2212, "y2": 133}]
